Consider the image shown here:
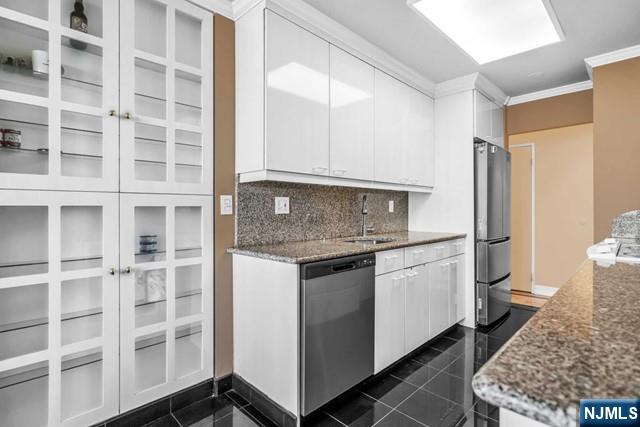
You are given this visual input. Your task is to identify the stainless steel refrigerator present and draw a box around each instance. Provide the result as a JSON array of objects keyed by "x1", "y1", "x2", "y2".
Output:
[{"x1": 475, "y1": 140, "x2": 512, "y2": 326}]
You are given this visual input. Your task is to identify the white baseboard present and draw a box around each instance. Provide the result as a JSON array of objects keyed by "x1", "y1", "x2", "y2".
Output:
[{"x1": 532, "y1": 284, "x2": 558, "y2": 297}]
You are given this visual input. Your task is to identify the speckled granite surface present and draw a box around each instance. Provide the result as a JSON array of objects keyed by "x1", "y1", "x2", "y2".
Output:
[
  {"x1": 472, "y1": 261, "x2": 640, "y2": 427},
  {"x1": 236, "y1": 181, "x2": 408, "y2": 246},
  {"x1": 228, "y1": 231, "x2": 465, "y2": 263},
  {"x1": 612, "y1": 210, "x2": 640, "y2": 238}
]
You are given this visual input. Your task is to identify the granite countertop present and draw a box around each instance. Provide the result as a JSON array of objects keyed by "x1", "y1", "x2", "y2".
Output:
[
  {"x1": 472, "y1": 260, "x2": 640, "y2": 427},
  {"x1": 228, "y1": 231, "x2": 466, "y2": 263}
]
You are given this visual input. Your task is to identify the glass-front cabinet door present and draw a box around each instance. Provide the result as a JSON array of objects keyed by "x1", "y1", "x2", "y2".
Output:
[
  {"x1": 119, "y1": 194, "x2": 213, "y2": 411},
  {"x1": 119, "y1": 0, "x2": 213, "y2": 195},
  {"x1": 0, "y1": 190, "x2": 119, "y2": 427},
  {"x1": 0, "y1": 0, "x2": 119, "y2": 191}
]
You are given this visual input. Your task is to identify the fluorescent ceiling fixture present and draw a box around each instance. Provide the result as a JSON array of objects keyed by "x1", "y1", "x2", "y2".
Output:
[
  {"x1": 267, "y1": 62, "x2": 372, "y2": 107},
  {"x1": 408, "y1": 0, "x2": 564, "y2": 64}
]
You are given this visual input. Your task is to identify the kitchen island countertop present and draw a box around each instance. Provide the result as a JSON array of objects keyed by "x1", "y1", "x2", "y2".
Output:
[{"x1": 472, "y1": 260, "x2": 640, "y2": 427}]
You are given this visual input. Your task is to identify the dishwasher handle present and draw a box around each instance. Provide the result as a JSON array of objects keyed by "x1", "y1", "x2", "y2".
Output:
[{"x1": 301, "y1": 253, "x2": 376, "y2": 280}]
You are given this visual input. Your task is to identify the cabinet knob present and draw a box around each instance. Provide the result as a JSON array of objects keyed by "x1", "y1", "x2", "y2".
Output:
[
  {"x1": 123, "y1": 112, "x2": 133, "y2": 120},
  {"x1": 121, "y1": 266, "x2": 133, "y2": 274},
  {"x1": 108, "y1": 109, "x2": 117, "y2": 117},
  {"x1": 108, "y1": 267, "x2": 116, "y2": 275}
]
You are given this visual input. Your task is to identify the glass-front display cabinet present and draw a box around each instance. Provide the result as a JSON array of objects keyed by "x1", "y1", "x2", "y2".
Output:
[
  {"x1": 119, "y1": 194, "x2": 213, "y2": 412},
  {"x1": 0, "y1": 0, "x2": 213, "y2": 194},
  {"x1": 0, "y1": 191, "x2": 119, "y2": 427}
]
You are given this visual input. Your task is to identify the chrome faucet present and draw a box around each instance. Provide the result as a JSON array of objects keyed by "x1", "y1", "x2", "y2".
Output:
[{"x1": 361, "y1": 195, "x2": 374, "y2": 237}]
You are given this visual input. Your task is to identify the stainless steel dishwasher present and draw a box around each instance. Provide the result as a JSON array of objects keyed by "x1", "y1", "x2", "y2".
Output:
[{"x1": 300, "y1": 253, "x2": 375, "y2": 416}]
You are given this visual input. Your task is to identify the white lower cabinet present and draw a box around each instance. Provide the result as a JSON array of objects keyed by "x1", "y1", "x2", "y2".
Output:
[
  {"x1": 374, "y1": 243, "x2": 465, "y2": 374},
  {"x1": 374, "y1": 271, "x2": 406, "y2": 374},
  {"x1": 404, "y1": 264, "x2": 429, "y2": 353}
]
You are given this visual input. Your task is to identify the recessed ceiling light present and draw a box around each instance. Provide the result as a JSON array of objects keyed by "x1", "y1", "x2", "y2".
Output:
[{"x1": 407, "y1": 0, "x2": 564, "y2": 64}]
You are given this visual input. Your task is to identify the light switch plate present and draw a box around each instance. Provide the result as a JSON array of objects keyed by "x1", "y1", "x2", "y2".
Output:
[
  {"x1": 220, "y1": 195, "x2": 233, "y2": 215},
  {"x1": 275, "y1": 197, "x2": 290, "y2": 215},
  {"x1": 388, "y1": 200, "x2": 395, "y2": 213}
]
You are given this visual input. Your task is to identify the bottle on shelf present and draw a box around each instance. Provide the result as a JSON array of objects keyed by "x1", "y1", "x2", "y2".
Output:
[{"x1": 70, "y1": 0, "x2": 88, "y2": 50}]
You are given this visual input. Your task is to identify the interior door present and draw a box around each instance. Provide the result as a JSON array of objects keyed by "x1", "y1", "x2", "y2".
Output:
[
  {"x1": 119, "y1": 193, "x2": 213, "y2": 411},
  {"x1": 0, "y1": 190, "x2": 119, "y2": 427},
  {"x1": 0, "y1": 0, "x2": 119, "y2": 191},
  {"x1": 510, "y1": 145, "x2": 532, "y2": 292},
  {"x1": 119, "y1": 0, "x2": 213, "y2": 195}
]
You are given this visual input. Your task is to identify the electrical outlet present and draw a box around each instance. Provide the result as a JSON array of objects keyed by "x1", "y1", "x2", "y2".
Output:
[
  {"x1": 220, "y1": 195, "x2": 233, "y2": 215},
  {"x1": 275, "y1": 197, "x2": 290, "y2": 215},
  {"x1": 389, "y1": 200, "x2": 395, "y2": 213}
]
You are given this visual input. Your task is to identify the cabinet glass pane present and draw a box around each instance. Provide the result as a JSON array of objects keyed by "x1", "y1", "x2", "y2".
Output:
[
  {"x1": 61, "y1": 348, "x2": 103, "y2": 420},
  {"x1": 60, "y1": 0, "x2": 103, "y2": 38},
  {"x1": 175, "y1": 11, "x2": 200, "y2": 68},
  {"x1": 176, "y1": 264, "x2": 202, "y2": 318},
  {"x1": 135, "y1": 0, "x2": 166, "y2": 58},
  {"x1": 175, "y1": 206, "x2": 201, "y2": 258},
  {"x1": 175, "y1": 70, "x2": 201, "y2": 125},
  {"x1": 0, "y1": 101, "x2": 49, "y2": 176},
  {"x1": 61, "y1": 276, "x2": 102, "y2": 345},
  {"x1": 135, "y1": 58, "x2": 166, "y2": 119},
  {"x1": 0, "y1": 206, "x2": 48, "y2": 278},
  {"x1": 0, "y1": 0, "x2": 48, "y2": 20},
  {"x1": 0, "y1": 18, "x2": 48, "y2": 97},
  {"x1": 0, "y1": 361, "x2": 48, "y2": 427},
  {"x1": 61, "y1": 37, "x2": 102, "y2": 108},
  {"x1": 134, "y1": 206, "x2": 166, "y2": 262},
  {"x1": 135, "y1": 331, "x2": 166, "y2": 392},
  {"x1": 0, "y1": 283, "x2": 48, "y2": 360},
  {"x1": 175, "y1": 129, "x2": 202, "y2": 184},
  {"x1": 61, "y1": 110, "x2": 103, "y2": 178},
  {"x1": 175, "y1": 322, "x2": 202, "y2": 379},
  {"x1": 61, "y1": 205, "x2": 103, "y2": 270},
  {"x1": 135, "y1": 268, "x2": 167, "y2": 328},
  {"x1": 135, "y1": 123, "x2": 167, "y2": 182}
]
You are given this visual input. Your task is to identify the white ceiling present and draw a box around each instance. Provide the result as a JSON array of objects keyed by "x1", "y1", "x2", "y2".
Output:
[{"x1": 300, "y1": 0, "x2": 640, "y2": 96}]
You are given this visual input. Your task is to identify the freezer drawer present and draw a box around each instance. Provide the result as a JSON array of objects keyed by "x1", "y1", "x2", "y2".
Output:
[
  {"x1": 476, "y1": 239, "x2": 511, "y2": 283},
  {"x1": 477, "y1": 275, "x2": 511, "y2": 326}
]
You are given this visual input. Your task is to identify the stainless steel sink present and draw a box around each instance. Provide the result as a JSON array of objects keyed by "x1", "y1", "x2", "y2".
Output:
[{"x1": 344, "y1": 237, "x2": 395, "y2": 245}]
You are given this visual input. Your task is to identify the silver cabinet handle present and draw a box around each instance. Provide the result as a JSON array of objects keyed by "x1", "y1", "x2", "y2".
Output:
[
  {"x1": 122, "y1": 112, "x2": 133, "y2": 120},
  {"x1": 108, "y1": 110, "x2": 117, "y2": 117},
  {"x1": 332, "y1": 169, "x2": 347, "y2": 176},
  {"x1": 121, "y1": 266, "x2": 133, "y2": 274},
  {"x1": 108, "y1": 267, "x2": 116, "y2": 275}
]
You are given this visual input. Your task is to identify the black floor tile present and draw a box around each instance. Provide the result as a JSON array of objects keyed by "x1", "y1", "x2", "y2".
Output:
[
  {"x1": 487, "y1": 307, "x2": 536, "y2": 341},
  {"x1": 225, "y1": 391, "x2": 250, "y2": 408},
  {"x1": 441, "y1": 356, "x2": 474, "y2": 382},
  {"x1": 411, "y1": 347, "x2": 445, "y2": 365},
  {"x1": 456, "y1": 411, "x2": 499, "y2": 427},
  {"x1": 173, "y1": 395, "x2": 236, "y2": 426},
  {"x1": 106, "y1": 398, "x2": 171, "y2": 427},
  {"x1": 396, "y1": 389, "x2": 467, "y2": 427},
  {"x1": 421, "y1": 371, "x2": 475, "y2": 411},
  {"x1": 443, "y1": 325, "x2": 475, "y2": 342},
  {"x1": 201, "y1": 407, "x2": 263, "y2": 427},
  {"x1": 302, "y1": 411, "x2": 346, "y2": 427},
  {"x1": 431, "y1": 337, "x2": 468, "y2": 357},
  {"x1": 172, "y1": 380, "x2": 213, "y2": 412},
  {"x1": 325, "y1": 392, "x2": 392, "y2": 427},
  {"x1": 472, "y1": 400, "x2": 500, "y2": 422},
  {"x1": 389, "y1": 359, "x2": 440, "y2": 387},
  {"x1": 374, "y1": 410, "x2": 425, "y2": 427},
  {"x1": 144, "y1": 414, "x2": 180, "y2": 427},
  {"x1": 358, "y1": 374, "x2": 418, "y2": 407},
  {"x1": 414, "y1": 349, "x2": 459, "y2": 372},
  {"x1": 239, "y1": 405, "x2": 279, "y2": 427}
]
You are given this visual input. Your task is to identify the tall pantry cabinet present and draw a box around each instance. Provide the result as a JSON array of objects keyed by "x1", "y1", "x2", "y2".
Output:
[{"x1": 0, "y1": 1, "x2": 214, "y2": 426}]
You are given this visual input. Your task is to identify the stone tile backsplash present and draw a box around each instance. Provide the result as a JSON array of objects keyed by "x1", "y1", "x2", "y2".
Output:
[{"x1": 236, "y1": 181, "x2": 408, "y2": 246}]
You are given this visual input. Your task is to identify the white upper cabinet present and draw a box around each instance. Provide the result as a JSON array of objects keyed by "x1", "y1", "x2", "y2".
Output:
[
  {"x1": 474, "y1": 91, "x2": 504, "y2": 147},
  {"x1": 374, "y1": 69, "x2": 409, "y2": 185},
  {"x1": 406, "y1": 90, "x2": 434, "y2": 187},
  {"x1": 329, "y1": 46, "x2": 374, "y2": 181},
  {"x1": 265, "y1": 11, "x2": 329, "y2": 176}
]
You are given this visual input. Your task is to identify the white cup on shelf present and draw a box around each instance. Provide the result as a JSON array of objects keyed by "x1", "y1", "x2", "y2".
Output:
[{"x1": 31, "y1": 50, "x2": 49, "y2": 75}]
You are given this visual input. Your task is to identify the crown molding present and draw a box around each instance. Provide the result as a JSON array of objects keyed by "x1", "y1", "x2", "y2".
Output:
[
  {"x1": 507, "y1": 80, "x2": 592, "y2": 106},
  {"x1": 188, "y1": 0, "x2": 234, "y2": 19},
  {"x1": 585, "y1": 44, "x2": 640, "y2": 78},
  {"x1": 435, "y1": 73, "x2": 507, "y2": 105},
  {"x1": 232, "y1": 0, "x2": 263, "y2": 19}
]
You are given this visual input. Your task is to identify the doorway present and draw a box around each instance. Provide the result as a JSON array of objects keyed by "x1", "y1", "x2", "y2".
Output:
[{"x1": 510, "y1": 144, "x2": 534, "y2": 293}]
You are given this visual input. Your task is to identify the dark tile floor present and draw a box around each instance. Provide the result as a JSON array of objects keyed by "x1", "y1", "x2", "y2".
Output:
[{"x1": 147, "y1": 305, "x2": 536, "y2": 427}]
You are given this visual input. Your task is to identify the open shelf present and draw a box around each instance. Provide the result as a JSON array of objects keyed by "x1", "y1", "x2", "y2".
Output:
[
  {"x1": 0, "y1": 146, "x2": 102, "y2": 160},
  {"x1": 134, "y1": 158, "x2": 201, "y2": 168},
  {"x1": 135, "y1": 288, "x2": 202, "y2": 308},
  {"x1": 135, "y1": 135, "x2": 202, "y2": 149},
  {"x1": 135, "y1": 91, "x2": 201, "y2": 111},
  {"x1": 0, "y1": 254, "x2": 102, "y2": 270},
  {"x1": 0, "y1": 116, "x2": 103, "y2": 135}
]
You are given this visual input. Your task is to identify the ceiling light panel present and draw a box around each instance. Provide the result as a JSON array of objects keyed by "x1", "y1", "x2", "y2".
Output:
[{"x1": 408, "y1": 0, "x2": 564, "y2": 64}]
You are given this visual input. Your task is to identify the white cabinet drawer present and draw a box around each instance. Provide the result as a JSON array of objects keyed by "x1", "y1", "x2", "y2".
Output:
[
  {"x1": 450, "y1": 239, "x2": 465, "y2": 256},
  {"x1": 427, "y1": 242, "x2": 450, "y2": 262},
  {"x1": 404, "y1": 245, "x2": 430, "y2": 268},
  {"x1": 376, "y1": 249, "x2": 405, "y2": 275}
]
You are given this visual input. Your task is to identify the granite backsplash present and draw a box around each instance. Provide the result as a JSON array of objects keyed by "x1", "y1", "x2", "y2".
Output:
[{"x1": 236, "y1": 181, "x2": 408, "y2": 246}]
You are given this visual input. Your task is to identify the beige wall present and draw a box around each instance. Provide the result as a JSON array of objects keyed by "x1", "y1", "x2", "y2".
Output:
[
  {"x1": 510, "y1": 146, "x2": 533, "y2": 292},
  {"x1": 509, "y1": 124, "x2": 594, "y2": 288},
  {"x1": 214, "y1": 15, "x2": 235, "y2": 379},
  {"x1": 593, "y1": 57, "x2": 640, "y2": 241}
]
